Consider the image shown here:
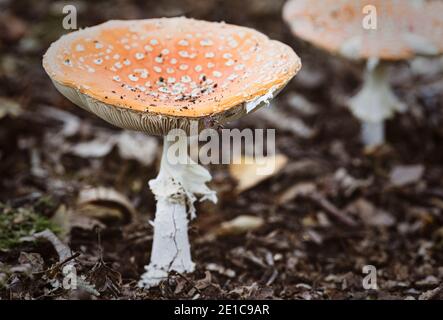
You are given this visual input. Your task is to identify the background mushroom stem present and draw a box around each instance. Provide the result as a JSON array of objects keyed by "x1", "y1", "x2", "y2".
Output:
[
  {"x1": 349, "y1": 60, "x2": 406, "y2": 146},
  {"x1": 361, "y1": 121, "x2": 385, "y2": 147},
  {"x1": 139, "y1": 135, "x2": 217, "y2": 288}
]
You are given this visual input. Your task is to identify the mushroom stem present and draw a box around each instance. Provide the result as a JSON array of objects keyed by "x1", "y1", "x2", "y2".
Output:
[
  {"x1": 349, "y1": 60, "x2": 406, "y2": 146},
  {"x1": 361, "y1": 121, "x2": 385, "y2": 147},
  {"x1": 139, "y1": 134, "x2": 217, "y2": 288}
]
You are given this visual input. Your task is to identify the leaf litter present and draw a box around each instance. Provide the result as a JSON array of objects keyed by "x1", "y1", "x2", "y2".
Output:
[{"x1": 1, "y1": 0, "x2": 443, "y2": 301}]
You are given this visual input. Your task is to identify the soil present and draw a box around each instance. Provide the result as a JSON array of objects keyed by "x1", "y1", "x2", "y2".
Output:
[{"x1": 1, "y1": 0, "x2": 443, "y2": 300}]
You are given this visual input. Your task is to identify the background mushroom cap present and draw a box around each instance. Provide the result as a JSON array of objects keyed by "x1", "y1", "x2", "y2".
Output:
[
  {"x1": 283, "y1": 0, "x2": 443, "y2": 61},
  {"x1": 43, "y1": 17, "x2": 300, "y2": 135}
]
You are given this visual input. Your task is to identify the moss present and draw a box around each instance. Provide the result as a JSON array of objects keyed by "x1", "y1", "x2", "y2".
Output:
[
  {"x1": 0, "y1": 203, "x2": 60, "y2": 250},
  {"x1": 34, "y1": 195, "x2": 58, "y2": 215}
]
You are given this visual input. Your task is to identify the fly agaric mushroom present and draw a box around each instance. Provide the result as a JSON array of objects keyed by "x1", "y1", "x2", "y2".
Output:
[
  {"x1": 42, "y1": 17, "x2": 301, "y2": 287},
  {"x1": 283, "y1": 0, "x2": 443, "y2": 146}
]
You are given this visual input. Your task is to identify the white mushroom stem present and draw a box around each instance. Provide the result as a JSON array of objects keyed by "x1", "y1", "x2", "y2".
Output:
[
  {"x1": 139, "y1": 134, "x2": 217, "y2": 288},
  {"x1": 349, "y1": 60, "x2": 406, "y2": 146}
]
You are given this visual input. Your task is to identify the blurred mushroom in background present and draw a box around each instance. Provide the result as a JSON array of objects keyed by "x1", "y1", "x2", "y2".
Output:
[{"x1": 283, "y1": 0, "x2": 443, "y2": 146}]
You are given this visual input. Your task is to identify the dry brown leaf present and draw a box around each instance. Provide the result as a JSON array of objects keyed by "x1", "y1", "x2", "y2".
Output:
[
  {"x1": 205, "y1": 263, "x2": 236, "y2": 278},
  {"x1": 116, "y1": 131, "x2": 158, "y2": 166},
  {"x1": 77, "y1": 187, "x2": 136, "y2": 224},
  {"x1": 0, "y1": 12, "x2": 27, "y2": 42},
  {"x1": 416, "y1": 275, "x2": 439, "y2": 287},
  {"x1": 70, "y1": 134, "x2": 116, "y2": 158},
  {"x1": 15, "y1": 252, "x2": 44, "y2": 274},
  {"x1": 346, "y1": 198, "x2": 396, "y2": 227},
  {"x1": 286, "y1": 93, "x2": 318, "y2": 116},
  {"x1": 277, "y1": 182, "x2": 316, "y2": 205},
  {"x1": 390, "y1": 165, "x2": 425, "y2": 187},
  {"x1": 0, "y1": 97, "x2": 22, "y2": 119},
  {"x1": 229, "y1": 154, "x2": 288, "y2": 193},
  {"x1": 52, "y1": 196, "x2": 106, "y2": 234},
  {"x1": 30, "y1": 229, "x2": 72, "y2": 262},
  {"x1": 40, "y1": 106, "x2": 81, "y2": 137},
  {"x1": 334, "y1": 168, "x2": 372, "y2": 196},
  {"x1": 430, "y1": 198, "x2": 443, "y2": 210},
  {"x1": 217, "y1": 215, "x2": 264, "y2": 236},
  {"x1": 87, "y1": 259, "x2": 122, "y2": 297},
  {"x1": 69, "y1": 130, "x2": 158, "y2": 166},
  {"x1": 201, "y1": 215, "x2": 265, "y2": 242},
  {"x1": 418, "y1": 286, "x2": 443, "y2": 300},
  {"x1": 255, "y1": 106, "x2": 315, "y2": 138},
  {"x1": 50, "y1": 205, "x2": 71, "y2": 240}
]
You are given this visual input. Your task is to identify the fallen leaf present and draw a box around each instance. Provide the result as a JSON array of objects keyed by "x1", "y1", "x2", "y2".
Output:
[
  {"x1": 70, "y1": 134, "x2": 117, "y2": 158},
  {"x1": 12, "y1": 252, "x2": 44, "y2": 274},
  {"x1": 70, "y1": 130, "x2": 158, "y2": 166},
  {"x1": 334, "y1": 168, "x2": 372, "y2": 196},
  {"x1": 418, "y1": 286, "x2": 443, "y2": 300},
  {"x1": 75, "y1": 276, "x2": 101, "y2": 297},
  {"x1": 217, "y1": 215, "x2": 264, "y2": 236},
  {"x1": 50, "y1": 205, "x2": 71, "y2": 240},
  {"x1": 230, "y1": 154, "x2": 288, "y2": 193},
  {"x1": 390, "y1": 165, "x2": 425, "y2": 187},
  {"x1": 70, "y1": 214, "x2": 106, "y2": 232},
  {"x1": 286, "y1": 93, "x2": 318, "y2": 116},
  {"x1": 195, "y1": 271, "x2": 213, "y2": 290},
  {"x1": 40, "y1": 106, "x2": 81, "y2": 137},
  {"x1": 87, "y1": 260, "x2": 122, "y2": 297},
  {"x1": 346, "y1": 198, "x2": 396, "y2": 227},
  {"x1": 205, "y1": 263, "x2": 236, "y2": 278},
  {"x1": 254, "y1": 105, "x2": 315, "y2": 138},
  {"x1": 282, "y1": 159, "x2": 328, "y2": 178},
  {"x1": 430, "y1": 197, "x2": 443, "y2": 211},
  {"x1": 416, "y1": 275, "x2": 439, "y2": 287},
  {"x1": 77, "y1": 187, "x2": 136, "y2": 224},
  {"x1": 228, "y1": 282, "x2": 263, "y2": 299},
  {"x1": 0, "y1": 270, "x2": 6, "y2": 286},
  {"x1": 116, "y1": 131, "x2": 158, "y2": 166},
  {"x1": 30, "y1": 229, "x2": 72, "y2": 262},
  {"x1": 0, "y1": 97, "x2": 22, "y2": 119},
  {"x1": 410, "y1": 56, "x2": 443, "y2": 77},
  {"x1": 277, "y1": 182, "x2": 316, "y2": 205},
  {"x1": 303, "y1": 229, "x2": 323, "y2": 245},
  {"x1": 0, "y1": 12, "x2": 27, "y2": 42}
]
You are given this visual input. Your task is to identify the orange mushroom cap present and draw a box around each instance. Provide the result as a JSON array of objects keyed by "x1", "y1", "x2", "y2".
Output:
[
  {"x1": 43, "y1": 18, "x2": 300, "y2": 135},
  {"x1": 283, "y1": 0, "x2": 443, "y2": 61}
]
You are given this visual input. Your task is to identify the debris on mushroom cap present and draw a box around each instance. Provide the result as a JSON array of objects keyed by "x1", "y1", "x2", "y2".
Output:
[
  {"x1": 283, "y1": 0, "x2": 443, "y2": 61},
  {"x1": 43, "y1": 17, "x2": 300, "y2": 135}
]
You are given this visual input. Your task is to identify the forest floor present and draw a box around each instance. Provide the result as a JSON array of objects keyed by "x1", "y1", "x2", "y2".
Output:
[{"x1": 1, "y1": 0, "x2": 443, "y2": 299}]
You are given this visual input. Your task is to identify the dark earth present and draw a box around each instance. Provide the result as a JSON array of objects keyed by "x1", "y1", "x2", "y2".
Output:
[{"x1": 1, "y1": 0, "x2": 443, "y2": 300}]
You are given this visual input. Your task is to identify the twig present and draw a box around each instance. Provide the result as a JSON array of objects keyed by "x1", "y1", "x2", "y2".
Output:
[
  {"x1": 266, "y1": 269, "x2": 279, "y2": 286},
  {"x1": 419, "y1": 285, "x2": 443, "y2": 300},
  {"x1": 59, "y1": 252, "x2": 80, "y2": 267},
  {"x1": 310, "y1": 194, "x2": 358, "y2": 227},
  {"x1": 33, "y1": 252, "x2": 80, "y2": 276},
  {"x1": 172, "y1": 271, "x2": 202, "y2": 295}
]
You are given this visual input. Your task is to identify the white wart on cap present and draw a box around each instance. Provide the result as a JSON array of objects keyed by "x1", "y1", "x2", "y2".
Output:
[{"x1": 43, "y1": 17, "x2": 301, "y2": 135}]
